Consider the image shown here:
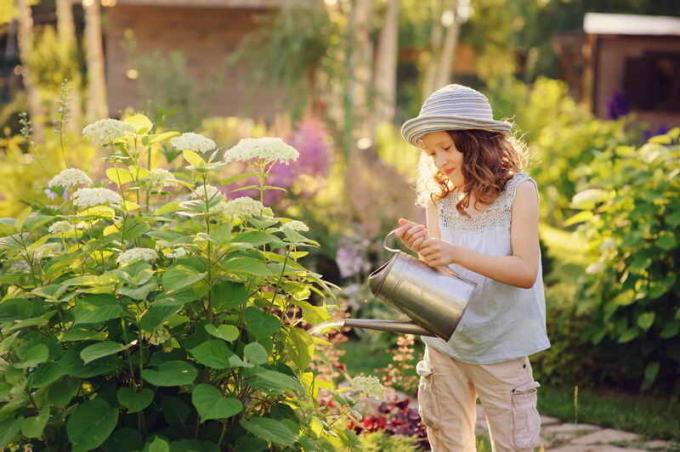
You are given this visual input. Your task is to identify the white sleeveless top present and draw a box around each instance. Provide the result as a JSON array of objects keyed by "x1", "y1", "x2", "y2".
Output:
[{"x1": 422, "y1": 172, "x2": 551, "y2": 364}]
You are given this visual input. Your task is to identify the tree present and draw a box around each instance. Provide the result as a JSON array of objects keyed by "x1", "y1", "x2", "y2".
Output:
[
  {"x1": 421, "y1": 0, "x2": 471, "y2": 98},
  {"x1": 15, "y1": 0, "x2": 45, "y2": 142},
  {"x1": 373, "y1": 0, "x2": 399, "y2": 125},
  {"x1": 56, "y1": 0, "x2": 82, "y2": 131},
  {"x1": 83, "y1": 0, "x2": 108, "y2": 121},
  {"x1": 347, "y1": 0, "x2": 374, "y2": 141}
]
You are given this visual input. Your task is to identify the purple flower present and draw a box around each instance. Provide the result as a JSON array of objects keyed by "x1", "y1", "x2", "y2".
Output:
[
  {"x1": 223, "y1": 117, "x2": 332, "y2": 206},
  {"x1": 643, "y1": 124, "x2": 670, "y2": 142},
  {"x1": 606, "y1": 91, "x2": 630, "y2": 120}
]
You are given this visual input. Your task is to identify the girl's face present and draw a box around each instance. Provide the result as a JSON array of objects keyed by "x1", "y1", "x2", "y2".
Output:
[{"x1": 418, "y1": 130, "x2": 464, "y2": 188}]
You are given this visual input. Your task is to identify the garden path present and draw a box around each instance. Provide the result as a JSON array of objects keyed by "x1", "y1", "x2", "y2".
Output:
[{"x1": 473, "y1": 404, "x2": 678, "y2": 451}]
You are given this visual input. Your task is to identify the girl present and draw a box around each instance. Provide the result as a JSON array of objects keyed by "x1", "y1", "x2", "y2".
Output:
[{"x1": 394, "y1": 84, "x2": 550, "y2": 452}]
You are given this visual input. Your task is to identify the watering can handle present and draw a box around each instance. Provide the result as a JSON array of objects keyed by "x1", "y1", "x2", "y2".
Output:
[
  {"x1": 383, "y1": 230, "x2": 403, "y2": 253},
  {"x1": 384, "y1": 230, "x2": 478, "y2": 286}
]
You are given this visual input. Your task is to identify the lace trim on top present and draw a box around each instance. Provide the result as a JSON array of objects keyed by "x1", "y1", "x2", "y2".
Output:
[{"x1": 437, "y1": 173, "x2": 530, "y2": 232}]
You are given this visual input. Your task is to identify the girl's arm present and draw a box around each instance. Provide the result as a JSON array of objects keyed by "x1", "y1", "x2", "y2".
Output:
[{"x1": 419, "y1": 181, "x2": 540, "y2": 289}]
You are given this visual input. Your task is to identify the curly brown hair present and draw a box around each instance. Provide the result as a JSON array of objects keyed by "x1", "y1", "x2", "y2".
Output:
[{"x1": 431, "y1": 130, "x2": 526, "y2": 216}]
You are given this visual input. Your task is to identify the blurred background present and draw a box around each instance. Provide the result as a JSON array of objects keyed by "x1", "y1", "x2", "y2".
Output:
[{"x1": 0, "y1": 0, "x2": 678, "y2": 448}]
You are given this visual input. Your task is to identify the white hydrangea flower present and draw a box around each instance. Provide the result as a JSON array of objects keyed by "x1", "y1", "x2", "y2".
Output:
[
  {"x1": 600, "y1": 238, "x2": 616, "y2": 251},
  {"x1": 82, "y1": 119, "x2": 134, "y2": 146},
  {"x1": 349, "y1": 375, "x2": 385, "y2": 400},
  {"x1": 148, "y1": 168, "x2": 176, "y2": 187},
  {"x1": 224, "y1": 137, "x2": 299, "y2": 164},
  {"x1": 171, "y1": 132, "x2": 216, "y2": 154},
  {"x1": 48, "y1": 168, "x2": 93, "y2": 189},
  {"x1": 116, "y1": 247, "x2": 158, "y2": 266},
  {"x1": 191, "y1": 185, "x2": 223, "y2": 201},
  {"x1": 166, "y1": 247, "x2": 188, "y2": 259},
  {"x1": 72, "y1": 188, "x2": 122, "y2": 209},
  {"x1": 282, "y1": 220, "x2": 309, "y2": 232},
  {"x1": 586, "y1": 261, "x2": 606, "y2": 275},
  {"x1": 48, "y1": 220, "x2": 73, "y2": 234},
  {"x1": 220, "y1": 197, "x2": 265, "y2": 217}
]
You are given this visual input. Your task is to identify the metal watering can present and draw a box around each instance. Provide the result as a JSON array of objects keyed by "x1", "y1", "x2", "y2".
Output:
[{"x1": 316, "y1": 231, "x2": 477, "y2": 340}]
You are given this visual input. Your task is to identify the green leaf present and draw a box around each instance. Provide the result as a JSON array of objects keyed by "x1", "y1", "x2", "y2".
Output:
[
  {"x1": 563, "y1": 211, "x2": 593, "y2": 227},
  {"x1": 162, "y1": 265, "x2": 206, "y2": 292},
  {"x1": 21, "y1": 408, "x2": 49, "y2": 438},
  {"x1": 124, "y1": 113, "x2": 154, "y2": 134},
  {"x1": 72, "y1": 294, "x2": 123, "y2": 325},
  {"x1": 245, "y1": 307, "x2": 282, "y2": 340},
  {"x1": 143, "y1": 361, "x2": 198, "y2": 387},
  {"x1": 232, "y1": 231, "x2": 279, "y2": 247},
  {"x1": 655, "y1": 232, "x2": 676, "y2": 251},
  {"x1": 618, "y1": 328, "x2": 639, "y2": 343},
  {"x1": 188, "y1": 340, "x2": 232, "y2": 369},
  {"x1": 80, "y1": 341, "x2": 131, "y2": 364},
  {"x1": 205, "y1": 323, "x2": 240, "y2": 342},
  {"x1": 155, "y1": 201, "x2": 181, "y2": 215},
  {"x1": 47, "y1": 378, "x2": 80, "y2": 406},
  {"x1": 61, "y1": 327, "x2": 108, "y2": 342},
  {"x1": 244, "y1": 342, "x2": 268, "y2": 365},
  {"x1": 250, "y1": 368, "x2": 303, "y2": 394},
  {"x1": 612, "y1": 290, "x2": 636, "y2": 306},
  {"x1": 67, "y1": 398, "x2": 118, "y2": 451},
  {"x1": 570, "y1": 189, "x2": 609, "y2": 210},
  {"x1": 183, "y1": 150, "x2": 205, "y2": 167},
  {"x1": 147, "y1": 436, "x2": 170, "y2": 452},
  {"x1": 212, "y1": 280, "x2": 250, "y2": 310},
  {"x1": 16, "y1": 343, "x2": 49, "y2": 368},
  {"x1": 30, "y1": 361, "x2": 66, "y2": 388},
  {"x1": 642, "y1": 361, "x2": 660, "y2": 390},
  {"x1": 0, "y1": 417, "x2": 22, "y2": 448},
  {"x1": 192, "y1": 384, "x2": 243, "y2": 422},
  {"x1": 148, "y1": 131, "x2": 180, "y2": 145},
  {"x1": 240, "y1": 416, "x2": 297, "y2": 447},
  {"x1": 106, "y1": 168, "x2": 134, "y2": 185},
  {"x1": 141, "y1": 304, "x2": 182, "y2": 331},
  {"x1": 160, "y1": 396, "x2": 191, "y2": 426},
  {"x1": 117, "y1": 387, "x2": 154, "y2": 413},
  {"x1": 223, "y1": 257, "x2": 272, "y2": 277},
  {"x1": 637, "y1": 312, "x2": 655, "y2": 331}
]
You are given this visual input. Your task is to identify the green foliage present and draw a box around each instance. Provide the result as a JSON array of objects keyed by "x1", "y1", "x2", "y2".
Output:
[
  {"x1": 358, "y1": 431, "x2": 419, "y2": 451},
  {"x1": 0, "y1": 130, "x2": 97, "y2": 217},
  {"x1": 513, "y1": 78, "x2": 641, "y2": 226},
  {"x1": 567, "y1": 129, "x2": 680, "y2": 392},
  {"x1": 0, "y1": 115, "x2": 358, "y2": 449},
  {"x1": 229, "y1": 0, "x2": 333, "y2": 118}
]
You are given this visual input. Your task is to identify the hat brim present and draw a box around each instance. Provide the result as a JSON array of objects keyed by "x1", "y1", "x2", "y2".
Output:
[{"x1": 401, "y1": 115, "x2": 512, "y2": 146}]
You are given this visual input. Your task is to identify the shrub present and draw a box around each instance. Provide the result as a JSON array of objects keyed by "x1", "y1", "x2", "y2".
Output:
[
  {"x1": 567, "y1": 128, "x2": 679, "y2": 393},
  {"x1": 0, "y1": 115, "x2": 357, "y2": 450}
]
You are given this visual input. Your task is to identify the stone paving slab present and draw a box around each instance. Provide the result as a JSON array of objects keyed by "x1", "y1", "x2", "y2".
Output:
[
  {"x1": 548, "y1": 445, "x2": 647, "y2": 452},
  {"x1": 640, "y1": 440, "x2": 675, "y2": 450},
  {"x1": 572, "y1": 428, "x2": 641, "y2": 445}
]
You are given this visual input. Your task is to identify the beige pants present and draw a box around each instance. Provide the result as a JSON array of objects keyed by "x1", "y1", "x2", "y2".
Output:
[{"x1": 417, "y1": 346, "x2": 542, "y2": 452}]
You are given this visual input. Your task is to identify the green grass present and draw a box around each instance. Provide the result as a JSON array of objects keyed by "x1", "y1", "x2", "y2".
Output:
[
  {"x1": 340, "y1": 339, "x2": 680, "y2": 443},
  {"x1": 537, "y1": 385, "x2": 680, "y2": 442},
  {"x1": 339, "y1": 339, "x2": 397, "y2": 376}
]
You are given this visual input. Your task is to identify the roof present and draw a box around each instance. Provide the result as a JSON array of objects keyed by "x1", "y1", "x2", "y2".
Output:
[
  {"x1": 111, "y1": 0, "x2": 281, "y2": 7},
  {"x1": 584, "y1": 12, "x2": 680, "y2": 36}
]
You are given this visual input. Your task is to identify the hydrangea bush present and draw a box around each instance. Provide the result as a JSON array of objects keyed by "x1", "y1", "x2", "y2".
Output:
[{"x1": 0, "y1": 115, "x2": 360, "y2": 450}]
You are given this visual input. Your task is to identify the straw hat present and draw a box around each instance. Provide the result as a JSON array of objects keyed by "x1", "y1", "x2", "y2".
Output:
[{"x1": 401, "y1": 84, "x2": 512, "y2": 146}]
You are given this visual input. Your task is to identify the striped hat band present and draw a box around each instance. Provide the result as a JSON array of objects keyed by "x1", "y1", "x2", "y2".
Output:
[{"x1": 401, "y1": 84, "x2": 512, "y2": 146}]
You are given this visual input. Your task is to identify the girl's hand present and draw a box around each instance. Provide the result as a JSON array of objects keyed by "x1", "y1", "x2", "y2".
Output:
[
  {"x1": 418, "y1": 237, "x2": 459, "y2": 267},
  {"x1": 394, "y1": 218, "x2": 428, "y2": 253}
]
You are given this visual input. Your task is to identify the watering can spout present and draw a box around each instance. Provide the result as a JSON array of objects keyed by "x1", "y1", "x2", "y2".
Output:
[{"x1": 344, "y1": 319, "x2": 434, "y2": 336}]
